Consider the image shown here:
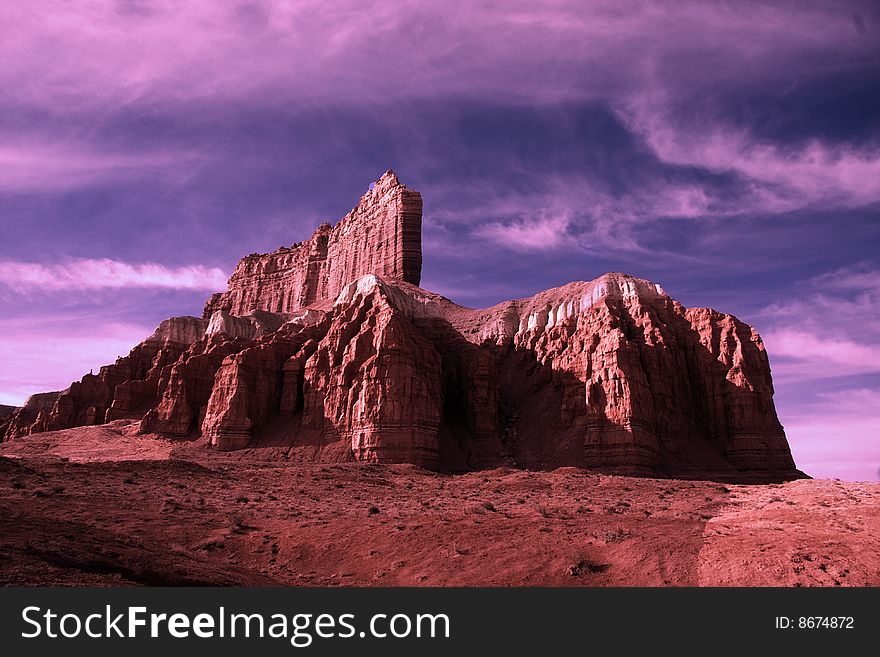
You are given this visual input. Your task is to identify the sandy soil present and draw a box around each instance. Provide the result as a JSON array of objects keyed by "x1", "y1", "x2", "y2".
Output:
[{"x1": 1, "y1": 421, "x2": 877, "y2": 587}]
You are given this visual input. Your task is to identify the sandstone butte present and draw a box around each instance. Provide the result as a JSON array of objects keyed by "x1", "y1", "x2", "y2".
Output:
[{"x1": 0, "y1": 171, "x2": 803, "y2": 482}]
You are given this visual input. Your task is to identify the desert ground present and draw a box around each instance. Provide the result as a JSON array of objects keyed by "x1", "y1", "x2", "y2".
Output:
[{"x1": 1, "y1": 420, "x2": 877, "y2": 587}]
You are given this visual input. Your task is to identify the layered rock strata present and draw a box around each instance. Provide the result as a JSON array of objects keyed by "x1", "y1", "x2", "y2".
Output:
[{"x1": 202, "y1": 170, "x2": 422, "y2": 317}]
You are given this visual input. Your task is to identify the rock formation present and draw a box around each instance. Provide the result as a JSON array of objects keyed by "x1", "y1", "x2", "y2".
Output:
[
  {"x1": 0, "y1": 170, "x2": 803, "y2": 481},
  {"x1": 202, "y1": 170, "x2": 422, "y2": 317}
]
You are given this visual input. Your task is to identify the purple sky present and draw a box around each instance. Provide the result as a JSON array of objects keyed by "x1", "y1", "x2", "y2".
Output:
[{"x1": 1, "y1": 1, "x2": 878, "y2": 480}]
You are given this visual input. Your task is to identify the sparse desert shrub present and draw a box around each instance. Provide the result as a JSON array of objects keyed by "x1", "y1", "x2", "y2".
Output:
[
  {"x1": 594, "y1": 527, "x2": 631, "y2": 543},
  {"x1": 229, "y1": 514, "x2": 248, "y2": 533},
  {"x1": 536, "y1": 504, "x2": 572, "y2": 519},
  {"x1": 199, "y1": 539, "x2": 225, "y2": 552},
  {"x1": 567, "y1": 557, "x2": 610, "y2": 577}
]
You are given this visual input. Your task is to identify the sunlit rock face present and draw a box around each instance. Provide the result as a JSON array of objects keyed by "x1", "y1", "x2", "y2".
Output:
[
  {"x1": 0, "y1": 172, "x2": 801, "y2": 482},
  {"x1": 202, "y1": 170, "x2": 422, "y2": 317},
  {"x1": 444, "y1": 273, "x2": 793, "y2": 476}
]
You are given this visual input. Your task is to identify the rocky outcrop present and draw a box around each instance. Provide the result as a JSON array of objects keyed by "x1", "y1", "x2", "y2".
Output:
[
  {"x1": 0, "y1": 317, "x2": 206, "y2": 441},
  {"x1": 0, "y1": 172, "x2": 802, "y2": 481},
  {"x1": 450, "y1": 274, "x2": 795, "y2": 477},
  {"x1": 298, "y1": 278, "x2": 445, "y2": 465},
  {"x1": 205, "y1": 310, "x2": 288, "y2": 341},
  {"x1": 202, "y1": 321, "x2": 325, "y2": 450},
  {"x1": 202, "y1": 170, "x2": 422, "y2": 317}
]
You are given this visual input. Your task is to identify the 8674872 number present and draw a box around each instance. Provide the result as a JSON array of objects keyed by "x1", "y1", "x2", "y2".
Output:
[{"x1": 775, "y1": 616, "x2": 854, "y2": 629}]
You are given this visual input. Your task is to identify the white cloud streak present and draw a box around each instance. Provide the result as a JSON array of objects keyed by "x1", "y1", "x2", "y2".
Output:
[
  {"x1": 764, "y1": 329, "x2": 880, "y2": 382},
  {"x1": 474, "y1": 211, "x2": 572, "y2": 252},
  {"x1": 0, "y1": 258, "x2": 227, "y2": 291},
  {"x1": 0, "y1": 143, "x2": 205, "y2": 193}
]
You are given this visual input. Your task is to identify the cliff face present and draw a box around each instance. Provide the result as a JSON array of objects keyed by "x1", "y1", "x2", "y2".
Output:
[
  {"x1": 451, "y1": 275, "x2": 795, "y2": 476},
  {"x1": 202, "y1": 170, "x2": 422, "y2": 317},
  {"x1": 0, "y1": 172, "x2": 802, "y2": 481}
]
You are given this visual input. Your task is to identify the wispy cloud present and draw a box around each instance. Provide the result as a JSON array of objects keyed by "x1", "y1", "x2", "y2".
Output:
[
  {"x1": 3, "y1": 1, "x2": 877, "y2": 217},
  {"x1": 764, "y1": 329, "x2": 880, "y2": 381},
  {"x1": 759, "y1": 264, "x2": 880, "y2": 480},
  {"x1": 811, "y1": 263, "x2": 880, "y2": 294},
  {"x1": 761, "y1": 263, "x2": 880, "y2": 337},
  {"x1": 453, "y1": 174, "x2": 755, "y2": 255},
  {"x1": 625, "y1": 109, "x2": 880, "y2": 212},
  {"x1": 3, "y1": 1, "x2": 870, "y2": 108},
  {"x1": 761, "y1": 263, "x2": 880, "y2": 381},
  {"x1": 475, "y1": 211, "x2": 572, "y2": 252},
  {"x1": 0, "y1": 143, "x2": 204, "y2": 193},
  {"x1": 0, "y1": 259, "x2": 227, "y2": 291}
]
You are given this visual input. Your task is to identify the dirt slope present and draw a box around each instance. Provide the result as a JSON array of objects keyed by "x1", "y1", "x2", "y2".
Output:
[{"x1": 0, "y1": 422, "x2": 876, "y2": 587}]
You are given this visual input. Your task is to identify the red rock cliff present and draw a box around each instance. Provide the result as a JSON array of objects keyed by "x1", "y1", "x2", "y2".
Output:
[{"x1": 202, "y1": 170, "x2": 422, "y2": 317}]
